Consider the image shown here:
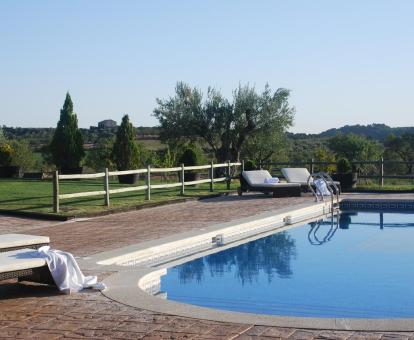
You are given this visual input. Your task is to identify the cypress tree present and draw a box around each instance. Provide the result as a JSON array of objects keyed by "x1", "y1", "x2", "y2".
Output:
[
  {"x1": 50, "y1": 93, "x2": 85, "y2": 173},
  {"x1": 112, "y1": 114, "x2": 139, "y2": 170}
]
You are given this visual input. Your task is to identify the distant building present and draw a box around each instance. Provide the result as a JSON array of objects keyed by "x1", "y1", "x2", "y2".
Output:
[{"x1": 98, "y1": 119, "x2": 117, "y2": 129}]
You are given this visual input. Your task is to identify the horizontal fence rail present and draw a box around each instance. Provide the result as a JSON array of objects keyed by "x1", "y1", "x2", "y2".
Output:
[
  {"x1": 260, "y1": 158, "x2": 414, "y2": 188},
  {"x1": 53, "y1": 161, "x2": 242, "y2": 213}
]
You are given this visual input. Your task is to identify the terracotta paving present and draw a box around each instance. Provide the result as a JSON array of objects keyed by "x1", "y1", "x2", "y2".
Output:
[{"x1": 1, "y1": 194, "x2": 414, "y2": 339}]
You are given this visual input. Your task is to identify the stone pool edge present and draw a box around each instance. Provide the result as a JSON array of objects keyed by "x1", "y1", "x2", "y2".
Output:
[{"x1": 91, "y1": 197, "x2": 414, "y2": 332}]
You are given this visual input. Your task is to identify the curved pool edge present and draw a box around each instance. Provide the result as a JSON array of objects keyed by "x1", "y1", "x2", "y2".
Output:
[
  {"x1": 92, "y1": 196, "x2": 414, "y2": 332},
  {"x1": 101, "y1": 267, "x2": 414, "y2": 332}
]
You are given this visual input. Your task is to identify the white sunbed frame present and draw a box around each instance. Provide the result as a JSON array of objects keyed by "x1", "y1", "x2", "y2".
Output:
[
  {"x1": 0, "y1": 234, "x2": 50, "y2": 253},
  {"x1": 0, "y1": 248, "x2": 54, "y2": 284}
]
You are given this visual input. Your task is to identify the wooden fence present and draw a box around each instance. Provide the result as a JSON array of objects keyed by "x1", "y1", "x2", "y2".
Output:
[
  {"x1": 53, "y1": 161, "x2": 242, "y2": 213},
  {"x1": 260, "y1": 158, "x2": 414, "y2": 187}
]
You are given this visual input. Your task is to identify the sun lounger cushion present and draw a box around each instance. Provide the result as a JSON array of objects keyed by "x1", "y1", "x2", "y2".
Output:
[
  {"x1": 0, "y1": 234, "x2": 50, "y2": 251},
  {"x1": 281, "y1": 168, "x2": 313, "y2": 184},
  {"x1": 242, "y1": 171, "x2": 300, "y2": 188},
  {"x1": 0, "y1": 248, "x2": 46, "y2": 274},
  {"x1": 281, "y1": 167, "x2": 341, "y2": 188}
]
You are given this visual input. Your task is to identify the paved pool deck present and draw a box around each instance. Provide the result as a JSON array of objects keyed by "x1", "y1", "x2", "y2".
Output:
[{"x1": 1, "y1": 193, "x2": 414, "y2": 339}]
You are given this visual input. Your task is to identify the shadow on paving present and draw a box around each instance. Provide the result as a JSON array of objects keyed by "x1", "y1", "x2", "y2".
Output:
[{"x1": 0, "y1": 280, "x2": 62, "y2": 299}]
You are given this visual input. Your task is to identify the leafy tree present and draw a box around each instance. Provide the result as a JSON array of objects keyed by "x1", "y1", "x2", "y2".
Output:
[
  {"x1": 159, "y1": 145, "x2": 178, "y2": 168},
  {"x1": 136, "y1": 142, "x2": 159, "y2": 167},
  {"x1": 112, "y1": 115, "x2": 140, "y2": 170},
  {"x1": 313, "y1": 146, "x2": 336, "y2": 173},
  {"x1": 85, "y1": 137, "x2": 115, "y2": 171},
  {"x1": 329, "y1": 133, "x2": 383, "y2": 178},
  {"x1": 0, "y1": 127, "x2": 6, "y2": 144},
  {"x1": 328, "y1": 133, "x2": 383, "y2": 161},
  {"x1": 0, "y1": 144, "x2": 13, "y2": 166},
  {"x1": 9, "y1": 140, "x2": 36, "y2": 171},
  {"x1": 384, "y1": 133, "x2": 414, "y2": 173},
  {"x1": 50, "y1": 93, "x2": 85, "y2": 172},
  {"x1": 242, "y1": 128, "x2": 288, "y2": 165},
  {"x1": 154, "y1": 82, "x2": 295, "y2": 162}
]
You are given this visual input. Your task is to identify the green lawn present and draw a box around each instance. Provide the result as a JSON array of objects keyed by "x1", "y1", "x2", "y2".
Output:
[
  {"x1": 356, "y1": 178, "x2": 414, "y2": 191},
  {"x1": 0, "y1": 177, "x2": 238, "y2": 218}
]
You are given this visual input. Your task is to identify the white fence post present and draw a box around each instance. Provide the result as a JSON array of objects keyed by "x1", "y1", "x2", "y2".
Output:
[
  {"x1": 146, "y1": 165, "x2": 151, "y2": 200},
  {"x1": 210, "y1": 161, "x2": 214, "y2": 192},
  {"x1": 53, "y1": 170, "x2": 59, "y2": 213},
  {"x1": 104, "y1": 168, "x2": 110, "y2": 206},
  {"x1": 180, "y1": 163, "x2": 185, "y2": 195}
]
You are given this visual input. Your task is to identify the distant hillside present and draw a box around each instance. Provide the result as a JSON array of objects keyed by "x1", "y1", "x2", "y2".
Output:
[
  {"x1": 3, "y1": 123, "x2": 413, "y2": 149},
  {"x1": 287, "y1": 124, "x2": 414, "y2": 141},
  {"x1": 318, "y1": 124, "x2": 414, "y2": 141}
]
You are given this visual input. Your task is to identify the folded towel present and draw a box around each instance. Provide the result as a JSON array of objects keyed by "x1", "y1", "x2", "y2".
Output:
[
  {"x1": 264, "y1": 177, "x2": 279, "y2": 184},
  {"x1": 38, "y1": 246, "x2": 106, "y2": 294}
]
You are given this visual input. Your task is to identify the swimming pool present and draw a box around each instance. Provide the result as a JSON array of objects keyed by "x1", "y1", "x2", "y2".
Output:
[{"x1": 160, "y1": 211, "x2": 414, "y2": 319}]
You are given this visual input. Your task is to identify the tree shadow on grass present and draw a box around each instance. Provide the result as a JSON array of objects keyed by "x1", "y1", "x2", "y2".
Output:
[{"x1": 0, "y1": 195, "x2": 51, "y2": 204}]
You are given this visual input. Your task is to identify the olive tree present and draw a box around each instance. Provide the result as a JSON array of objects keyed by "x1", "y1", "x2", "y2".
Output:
[
  {"x1": 384, "y1": 133, "x2": 414, "y2": 173},
  {"x1": 328, "y1": 133, "x2": 383, "y2": 161},
  {"x1": 154, "y1": 82, "x2": 295, "y2": 162}
]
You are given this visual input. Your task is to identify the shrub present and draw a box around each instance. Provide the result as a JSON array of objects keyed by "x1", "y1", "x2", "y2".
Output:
[
  {"x1": 0, "y1": 144, "x2": 13, "y2": 166},
  {"x1": 336, "y1": 158, "x2": 352, "y2": 174},
  {"x1": 243, "y1": 159, "x2": 256, "y2": 171},
  {"x1": 178, "y1": 145, "x2": 205, "y2": 166},
  {"x1": 112, "y1": 115, "x2": 139, "y2": 170},
  {"x1": 179, "y1": 148, "x2": 198, "y2": 166}
]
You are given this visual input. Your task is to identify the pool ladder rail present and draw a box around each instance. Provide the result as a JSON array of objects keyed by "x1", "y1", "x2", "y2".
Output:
[{"x1": 307, "y1": 172, "x2": 340, "y2": 213}]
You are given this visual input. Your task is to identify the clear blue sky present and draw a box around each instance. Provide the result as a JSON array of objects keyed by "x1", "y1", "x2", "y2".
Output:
[{"x1": 1, "y1": 0, "x2": 413, "y2": 133}]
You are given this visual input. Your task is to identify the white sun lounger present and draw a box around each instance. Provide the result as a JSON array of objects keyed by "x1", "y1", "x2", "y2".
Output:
[
  {"x1": 281, "y1": 168, "x2": 341, "y2": 193},
  {"x1": 239, "y1": 170, "x2": 301, "y2": 197},
  {"x1": 0, "y1": 248, "x2": 54, "y2": 284},
  {"x1": 0, "y1": 234, "x2": 50, "y2": 253}
]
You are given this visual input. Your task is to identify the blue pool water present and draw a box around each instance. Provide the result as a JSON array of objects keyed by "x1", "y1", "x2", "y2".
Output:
[{"x1": 160, "y1": 211, "x2": 414, "y2": 318}]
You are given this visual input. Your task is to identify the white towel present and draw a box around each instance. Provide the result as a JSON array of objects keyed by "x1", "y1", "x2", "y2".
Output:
[
  {"x1": 314, "y1": 178, "x2": 331, "y2": 197},
  {"x1": 264, "y1": 177, "x2": 279, "y2": 184},
  {"x1": 38, "y1": 246, "x2": 106, "y2": 294}
]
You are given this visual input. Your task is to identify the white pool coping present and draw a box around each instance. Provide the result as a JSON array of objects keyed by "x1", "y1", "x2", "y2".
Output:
[{"x1": 85, "y1": 197, "x2": 414, "y2": 331}]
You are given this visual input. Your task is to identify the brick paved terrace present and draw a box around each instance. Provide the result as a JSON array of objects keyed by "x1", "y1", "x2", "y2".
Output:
[{"x1": 1, "y1": 193, "x2": 414, "y2": 339}]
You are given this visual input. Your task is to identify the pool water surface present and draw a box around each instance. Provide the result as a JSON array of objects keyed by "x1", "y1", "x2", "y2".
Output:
[{"x1": 160, "y1": 211, "x2": 414, "y2": 318}]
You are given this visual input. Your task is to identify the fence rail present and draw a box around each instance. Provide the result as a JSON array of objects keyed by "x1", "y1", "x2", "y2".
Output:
[
  {"x1": 260, "y1": 158, "x2": 414, "y2": 187},
  {"x1": 53, "y1": 161, "x2": 242, "y2": 213}
]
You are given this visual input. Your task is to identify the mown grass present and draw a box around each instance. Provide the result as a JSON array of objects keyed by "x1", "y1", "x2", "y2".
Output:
[
  {"x1": 356, "y1": 178, "x2": 414, "y2": 191},
  {"x1": 0, "y1": 176, "x2": 238, "y2": 217}
]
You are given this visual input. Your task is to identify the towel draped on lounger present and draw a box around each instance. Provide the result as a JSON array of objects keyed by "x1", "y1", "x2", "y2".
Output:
[{"x1": 38, "y1": 246, "x2": 106, "y2": 294}]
